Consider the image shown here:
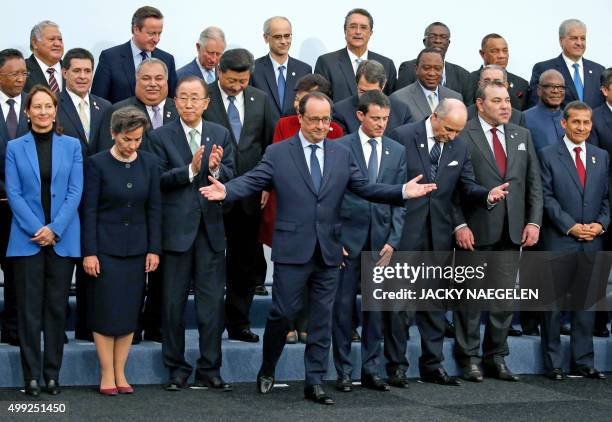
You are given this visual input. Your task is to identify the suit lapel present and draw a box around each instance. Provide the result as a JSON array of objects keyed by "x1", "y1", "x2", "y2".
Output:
[
  {"x1": 60, "y1": 90, "x2": 87, "y2": 142},
  {"x1": 349, "y1": 133, "x2": 368, "y2": 176},
  {"x1": 553, "y1": 55, "x2": 578, "y2": 101},
  {"x1": 603, "y1": 106, "x2": 612, "y2": 133},
  {"x1": 120, "y1": 43, "x2": 137, "y2": 97},
  {"x1": 284, "y1": 58, "x2": 299, "y2": 113},
  {"x1": 89, "y1": 96, "x2": 105, "y2": 144},
  {"x1": 240, "y1": 88, "x2": 257, "y2": 148},
  {"x1": 24, "y1": 134, "x2": 41, "y2": 183},
  {"x1": 163, "y1": 99, "x2": 177, "y2": 124},
  {"x1": 320, "y1": 139, "x2": 335, "y2": 194},
  {"x1": 584, "y1": 146, "x2": 598, "y2": 198},
  {"x1": 557, "y1": 141, "x2": 583, "y2": 193},
  {"x1": 414, "y1": 123, "x2": 433, "y2": 182},
  {"x1": 377, "y1": 138, "x2": 394, "y2": 182},
  {"x1": 207, "y1": 84, "x2": 232, "y2": 139},
  {"x1": 262, "y1": 57, "x2": 281, "y2": 111},
  {"x1": 17, "y1": 93, "x2": 29, "y2": 135},
  {"x1": 337, "y1": 50, "x2": 357, "y2": 97},
  {"x1": 288, "y1": 136, "x2": 317, "y2": 195},
  {"x1": 436, "y1": 140, "x2": 454, "y2": 180},
  {"x1": 413, "y1": 85, "x2": 433, "y2": 119},
  {"x1": 504, "y1": 124, "x2": 521, "y2": 176},
  {"x1": 171, "y1": 120, "x2": 192, "y2": 163},
  {"x1": 468, "y1": 120, "x2": 500, "y2": 176},
  {"x1": 51, "y1": 134, "x2": 62, "y2": 182}
]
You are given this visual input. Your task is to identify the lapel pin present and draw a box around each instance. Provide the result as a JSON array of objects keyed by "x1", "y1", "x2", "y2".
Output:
[
  {"x1": 385, "y1": 149, "x2": 389, "y2": 155},
  {"x1": 592, "y1": 156, "x2": 596, "y2": 164},
  {"x1": 510, "y1": 82, "x2": 514, "y2": 88},
  {"x1": 206, "y1": 137, "x2": 210, "y2": 142},
  {"x1": 420, "y1": 143, "x2": 425, "y2": 148},
  {"x1": 250, "y1": 97, "x2": 254, "y2": 101},
  {"x1": 589, "y1": 70, "x2": 593, "y2": 74},
  {"x1": 93, "y1": 101, "x2": 99, "y2": 110},
  {"x1": 166, "y1": 112, "x2": 171, "y2": 119},
  {"x1": 510, "y1": 133, "x2": 515, "y2": 139},
  {"x1": 291, "y1": 71, "x2": 295, "y2": 76}
]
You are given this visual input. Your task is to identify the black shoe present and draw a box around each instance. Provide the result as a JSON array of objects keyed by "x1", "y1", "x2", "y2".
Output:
[
  {"x1": 165, "y1": 379, "x2": 188, "y2": 391},
  {"x1": 254, "y1": 285, "x2": 269, "y2": 296},
  {"x1": 25, "y1": 380, "x2": 40, "y2": 397},
  {"x1": 462, "y1": 364, "x2": 484, "y2": 382},
  {"x1": 508, "y1": 328, "x2": 523, "y2": 337},
  {"x1": 560, "y1": 323, "x2": 571, "y2": 336},
  {"x1": 351, "y1": 329, "x2": 361, "y2": 342},
  {"x1": 75, "y1": 330, "x2": 94, "y2": 342},
  {"x1": 361, "y1": 373, "x2": 390, "y2": 391},
  {"x1": 444, "y1": 321, "x2": 455, "y2": 338},
  {"x1": 484, "y1": 363, "x2": 519, "y2": 382},
  {"x1": 1, "y1": 331, "x2": 19, "y2": 347},
  {"x1": 45, "y1": 379, "x2": 61, "y2": 395},
  {"x1": 256, "y1": 369, "x2": 275, "y2": 394},
  {"x1": 336, "y1": 374, "x2": 352, "y2": 392},
  {"x1": 522, "y1": 327, "x2": 540, "y2": 336},
  {"x1": 143, "y1": 330, "x2": 163, "y2": 343},
  {"x1": 421, "y1": 368, "x2": 461, "y2": 386},
  {"x1": 570, "y1": 366, "x2": 606, "y2": 380},
  {"x1": 194, "y1": 376, "x2": 232, "y2": 391},
  {"x1": 387, "y1": 369, "x2": 409, "y2": 388},
  {"x1": 546, "y1": 368, "x2": 565, "y2": 381},
  {"x1": 593, "y1": 327, "x2": 610, "y2": 337},
  {"x1": 132, "y1": 331, "x2": 142, "y2": 345},
  {"x1": 228, "y1": 329, "x2": 259, "y2": 343},
  {"x1": 304, "y1": 384, "x2": 334, "y2": 405}
]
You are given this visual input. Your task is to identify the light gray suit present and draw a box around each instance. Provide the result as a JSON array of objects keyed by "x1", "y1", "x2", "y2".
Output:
[
  {"x1": 453, "y1": 117, "x2": 543, "y2": 369},
  {"x1": 390, "y1": 81, "x2": 462, "y2": 123}
]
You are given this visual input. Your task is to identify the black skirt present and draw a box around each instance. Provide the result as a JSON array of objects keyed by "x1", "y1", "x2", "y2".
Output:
[{"x1": 87, "y1": 254, "x2": 146, "y2": 336}]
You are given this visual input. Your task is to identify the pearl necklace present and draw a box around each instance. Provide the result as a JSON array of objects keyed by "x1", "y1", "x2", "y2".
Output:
[{"x1": 110, "y1": 145, "x2": 137, "y2": 163}]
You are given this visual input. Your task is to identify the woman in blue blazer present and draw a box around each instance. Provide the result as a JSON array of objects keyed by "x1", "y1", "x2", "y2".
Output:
[
  {"x1": 5, "y1": 85, "x2": 83, "y2": 396},
  {"x1": 81, "y1": 106, "x2": 161, "y2": 395}
]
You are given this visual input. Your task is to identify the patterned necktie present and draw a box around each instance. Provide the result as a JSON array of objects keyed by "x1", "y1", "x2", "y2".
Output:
[
  {"x1": 309, "y1": 144, "x2": 322, "y2": 192},
  {"x1": 151, "y1": 105, "x2": 162, "y2": 129},
  {"x1": 205, "y1": 70, "x2": 215, "y2": 84},
  {"x1": 490, "y1": 128, "x2": 507, "y2": 177},
  {"x1": 277, "y1": 65, "x2": 286, "y2": 109},
  {"x1": 367, "y1": 139, "x2": 378, "y2": 182},
  {"x1": 188, "y1": 129, "x2": 199, "y2": 155},
  {"x1": 572, "y1": 63, "x2": 584, "y2": 101},
  {"x1": 140, "y1": 51, "x2": 148, "y2": 63},
  {"x1": 227, "y1": 96, "x2": 242, "y2": 143},
  {"x1": 46, "y1": 67, "x2": 59, "y2": 93},
  {"x1": 78, "y1": 99, "x2": 90, "y2": 141},
  {"x1": 574, "y1": 146, "x2": 586, "y2": 188},
  {"x1": 429, "y1": 140, "x2": 441, "y2": 181},
  {"x1": 354, "y1": 58, "x2": 362, "y2": 73},
  {"x1": 5, "y1": 99, "x2": 18, "y2": 140},
  {"x1": 427, "y1": 93, "x2": 437, "y2": 112}
]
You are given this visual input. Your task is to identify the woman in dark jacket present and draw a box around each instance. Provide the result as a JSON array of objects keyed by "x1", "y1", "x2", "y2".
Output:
[{"x1": 81, "y1": 106, "x2": 161, "y2": 395}]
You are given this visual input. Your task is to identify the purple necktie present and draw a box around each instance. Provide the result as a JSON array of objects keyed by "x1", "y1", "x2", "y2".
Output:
[{"x1": 5, "y1": 99, "x2": 18, "y2": 139}]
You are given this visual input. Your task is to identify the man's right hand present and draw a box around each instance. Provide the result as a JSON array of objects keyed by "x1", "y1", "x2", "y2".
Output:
[
  {"x1": 455, "y1": 226, "x2": 475, "y2": 251},
  {"x1": 190, "y1": 145, "x2": 205, "y2": 175},
  {"x1": 569, "y1": 223, "x2": 596, "y2": 241},
  {"x1": 199, "y1": 176, "x2": 227, "y2": 201}
]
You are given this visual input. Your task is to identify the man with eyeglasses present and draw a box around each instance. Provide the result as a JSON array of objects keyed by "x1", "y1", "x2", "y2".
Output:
[
  {"x1": 150, "y1": 76, "x2": 234, "y2": 392},
  {"x1": 203, "y1": 48, "x2": 274, "y2": 344},
  {"x1": 251, "y1": 16, "x2": 312, "y2": 125},
  {"x1": 396, "y1": 22, "x2": 472, "y2": 102},
  {"x1": 177, "y1": 26, "x2": 226, "y2": 84},
  {"x1": 314, "y1": 8, "x2": 397, "y2": 102},
  {"x1": 24, "y1": 21, "x2": 64, "y2": 94},
  {"x1": 92, "y1": 6, "x2": 177, "y2": 104},
  {"x1": 528, "y1": 19, "x2": 605, "y2": 109},
  {"x1": 0, "y1": 48, "x2": 30, "y2": 347},
  {"x1": 524, "y1": 69, "x2": 566, "y2": 151}
]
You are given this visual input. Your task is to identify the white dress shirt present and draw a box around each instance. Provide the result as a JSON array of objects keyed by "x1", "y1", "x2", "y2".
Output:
[
  {"x1": 347, "y1": 48, "x2": 368, "y2": 74},
  {"x1": 270, "y1": 55, "x2": 289, "y2": 87},
  {"x1": 299, "y1": 131, "x2": 325, "y2": 173},
  {"x1": 425, "y1": 116, "x2": 444, "y2": 156},
  {"x1": 34, "y1": 55, "x2": 62, "y2": 91},
  {"x1": 219, "y1": 82, "x2": 245, "y2": 124},
  {"x1": 562, "y1": 53, "x2": 584, "y2": 84},
  {"x1": 0, "y1": 90, "x2": 22, "y2": 124},
  {"x1": 563, "y1": 136, "x2": 586, "y2": 168},
  {"x1": 418, "y1": 81, "x2": 439, "y2": 110},
  {"x1": 358, "y1": 128, "x2": 382, "y2": 172},
  {"x1": 196, "y1": 59, "x2": 215, "y2": 82},
  {"x1": 478, "y1": 116, "x2": 507, "y2": 155},
  {"x1": 145, "y1": 99, "x2": 166, "y2": 125},
  {"x1": 131, "y1": 38, "x2": 151, "y2": 71},
  {"x1": 66, "y1": 89, "x2": 91, "y2": 129}
]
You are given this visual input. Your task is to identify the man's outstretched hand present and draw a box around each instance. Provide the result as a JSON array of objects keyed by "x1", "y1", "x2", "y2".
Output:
[
  {"x1": 199, "y1": 176, "x2": 227, "y2": 201},
  {"x1": 404, "y1": 174, "x2": 437, "y2": 199}
]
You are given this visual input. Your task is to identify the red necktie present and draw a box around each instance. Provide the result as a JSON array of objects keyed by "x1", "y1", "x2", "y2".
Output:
[
  {"x1": 47, "y1": 68, "x2": 59, "y2": 93},
  {"x1": 490, "y1": 128, "x2": 506, "y2": 177},
  {"x1": 574, "y1": 146, "x2": 585, "y2": 188}
]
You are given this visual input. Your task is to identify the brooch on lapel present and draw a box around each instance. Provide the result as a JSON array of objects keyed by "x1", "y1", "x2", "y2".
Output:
[
  {"x1": 166, "y1": 111, "x2": 172, "y2": 119},
  {"x1": 93, "y1": 101, "x2": 99, "y2": 110},
  {"x1": 592, "y1": 156, "x2": 597, "y2": 164}
]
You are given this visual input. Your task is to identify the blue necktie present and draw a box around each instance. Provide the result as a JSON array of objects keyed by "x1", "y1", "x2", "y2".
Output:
[
  {"x1": 429, "y1": 140, "x2": 441, "y2": 181},
  {"x1": 227, "y1": 96, "x2": 242, "y2": 143},
  {"x1": 367, "y1": 139, "x2": 378, "y2": 182},
  {"x1": 205, "y1": 70, "x2": 215, "y2": 84},
  {"x1": 5, "y1": 99, "x2": 18, "y2": 140},
  {"x1": 277, "y1": 65, "x2": 286, "y2": 110},
  {"x1": 572, "y1": 63, "x2": 584, "y2": 101},
  {"x1": 309, "y1": 144, "x2": 322, "y2": 192},
  {"x1": 140, "y1": 50, "x2": 148, "y2": 63}
]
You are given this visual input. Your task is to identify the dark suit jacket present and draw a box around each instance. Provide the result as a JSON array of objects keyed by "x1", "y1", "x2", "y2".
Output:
[
  {"x1": 589, "y1": 104, "x2": 612, "y2": 204},
  {"x1": 81, "y1": 150, "x2": 162, "y2": 257},
  {"x1": 97, "y1": 96, "x2": 178, "y2": 153},
  {"x1": 332, "y1": 94, "x2": 412, "y2": 136},
  {"x1": 389, "y1": 120, "x2": 489, "y2": 251},
  {"x1": 390, "y1": 82, "x2": 462, "y2": 123},
  {"x1": 92, "y1": 41, "x2": 178, "y2": 104},
  {"x1": 539, "y1": 141, "x2": 609, "y2": 251},
  {"x1": 456, "y1": 118, "x2": 543, "y2": 247},
  {"x1": 528, "y1": 54, "x2": 605, "y2": 108},
  {"x1": 24, "y1": 55, "x2": 64, "y2": 93},
  {"x1": 467, "y1": 103, "x2": 525, "y2": 127},
  {"x1": 0, "y1": 92, "x2": 29, "y2": 197},
  {"x1": 203, "y1": 82, "x2": 274, "y2": 214},
  {"x1": 56, "y1": 89, "x2": 111, "y2": 158},
  {"x1": 251, "y1": 55, "x2": 312, "y2": 122},
  {"x1": 177, "y1": 58, "x2": 205, "y2": 81},
  {"x1": 150, "y1": 119, "x2": 234, "y2": 253},
  {"x1": 314, "y1": 48, "x2": 397, "y2": 102},
  {"x1": 223, "y1": 134, "x2": 404, "y2": 265},
  {"x1": 467, "y1": 67, "x2": 529, "y2": 110},
  {"x1": 336, "y1": 133, "x2": 406, "y2": 257},
  {"x1": 396, "y1": 59, "x2": 472, "y2": 102}
]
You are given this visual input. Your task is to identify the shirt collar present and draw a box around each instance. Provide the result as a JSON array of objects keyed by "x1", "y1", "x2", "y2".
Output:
[
  {"x1": 299, "y1": 130, "x2": 324, "y2": 149},
  {"x1": 425, "y1": 116, "x2": 436, "y2": 140},
  {"x1": 66, "y1": 88, "x2": 89, "y2": 107},
  {"x1": 269, "y1": 54, "x2": 289, "y2": 72},
  {"x1": 0, "y1": 90, "x2": 21, "y2": 106},
  {"x1": 562, "y1": 53, "x2": 583, "y2": 68},
  {"x1": 34, "y1": 55, "x2": 61, "y2": 75},
  {"x1": 130, "y1": 39, "x2": 150, "y2": 60},
  {"x1": 218, "y1": 81, "x2": 244, "y2": 103},
  {"x1": 146, "y1": 99, "x2": 166, "y2": 112},
  {"x1": 607, "y1": 102, "x2": 612, "y2": 113},
  {"x1": 180, "y1": 117, "x2": 203, "y2": 136},
  {"x1": 196, "y1": 58, "x2": 214, "y2": 75},
  {"x1": 358, "y1": 127, "x2": 381, "y2": 146},
  {"x1": 347, "y1": 48, "x2": 368, "y2": 64},
  {"x1": 417, "y1": 81, "x2": 439, "y2": 98},
  {"x1": 563, "y1": 135, "x2": 585, "y2": 152},
  {"x1": 478, "y1": 115, "x2": 504, "y2": 135}
]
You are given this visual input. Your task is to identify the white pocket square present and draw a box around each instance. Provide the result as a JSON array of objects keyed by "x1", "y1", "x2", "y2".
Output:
[
  {"x1": 518, "y1": 143, "x2": 526, "y2": 151},
  {"x1": 447, "y1": 160, "x2": 459, "y2": 167}
]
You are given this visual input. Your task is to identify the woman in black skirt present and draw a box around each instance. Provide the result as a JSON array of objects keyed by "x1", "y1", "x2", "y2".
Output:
[{"x1": 81, "y1": 106, "x2": 161, "y2": 395}]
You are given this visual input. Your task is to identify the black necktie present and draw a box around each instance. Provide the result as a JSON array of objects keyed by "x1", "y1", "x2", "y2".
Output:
[
  {"x1": 429, "y1": 140, "x2": 441, "y2": 180},
  {"x1": 140, "y1": 51, "x2": 148, "y2": 62},
  {"x1": 367, "y1": 139, "x2": 378, "y2": 182},
  {"x1": 5, "y1": 99, "x2": 18, "y2": 140},
  {"x1": 309, "y1": 144, "x2": 322, "y2": 192}
]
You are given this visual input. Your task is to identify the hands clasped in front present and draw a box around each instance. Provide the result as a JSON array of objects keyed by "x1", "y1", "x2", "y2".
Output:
[
  {"x1": 31, "y1": 226, "x2": 56, "y2": 247},
  {"x1": 569, "y1": 223, "x2": 603, "y2": 242}
]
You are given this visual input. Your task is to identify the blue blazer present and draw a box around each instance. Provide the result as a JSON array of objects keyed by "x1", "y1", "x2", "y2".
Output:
[
  {"x1": 524, "y1": 103, "x2": 564, "y2": 151},
  {"x1": 250, "y1": 55, "x2": 312, "y2": 122},
  {"x1": 332, "y1": 94, "x2": 412, "y2": 136},
  {"x1": 150, "y1": 119, "x2": 234, "y2": 253},
  {"x1": 336, "y1": 133, "x2": 406, "y2": 258},
  {"x1": 539, "y1": 140, "x2": 609, "y2": 251},
  {"x1": 223, "y1": 134, "x2": 404, "y2": 266},
  {"x1": 528, "y1": 54, "x2": 605, "y2": 108},
  {"x1": 92, "y1": 41, "x2": 178, "y2": 104},
  {"x1": 389, "y1": 120, "x2": 489, "y2": 251},
  {"x1": 0, "y1": 92, "x2": 29, "y2": 197},
  {"x1": 5, "y1": 132, "x2": 83, "y2": 257}
]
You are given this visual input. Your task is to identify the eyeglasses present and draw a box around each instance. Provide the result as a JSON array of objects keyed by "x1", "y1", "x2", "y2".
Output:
[
  {"x1": 347, "y1": 24, "x2": 371, "y2": 32},
  {"x1": 539, "y1": 84, "x2": 566, "y2": 91},
  {"x1": 302, "y1": 115, "x2": 331, "y2": 124},
  {"x1": 176, "y1": 96, "x2": 207, "y2": 104},
  {"x1": 269, "y1": 33, "x2": 292, "y2": 41},
  {"x1": 426, "y1": 33, "x2": 450, "y2": 41},
  {"x1": 0, "y1": 71, "x2": 29, "y2": 79}
]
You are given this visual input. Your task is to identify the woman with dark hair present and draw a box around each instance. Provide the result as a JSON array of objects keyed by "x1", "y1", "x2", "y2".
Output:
[
  {"x1": 5, "y1": 84, "x2": 83, "y2": 396},
  {"x1": 81, "y1": 106, "x2": 161, "y2": 395}
]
